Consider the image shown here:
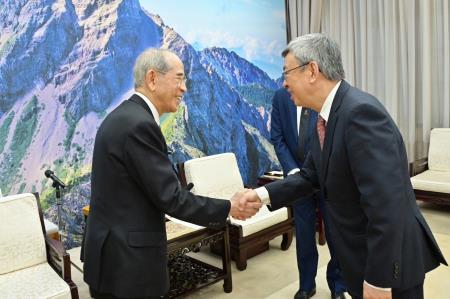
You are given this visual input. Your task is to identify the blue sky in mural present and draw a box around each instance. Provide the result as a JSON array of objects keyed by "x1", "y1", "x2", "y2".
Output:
[{"x1": 140, "y1": 0, "x2": 286, "y2": 79}]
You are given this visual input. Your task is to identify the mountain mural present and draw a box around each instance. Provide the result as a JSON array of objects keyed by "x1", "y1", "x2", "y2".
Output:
[
  {"x1": 199, "y1": 47, "x2": 279, "y2": 113},
  {"x1": 0, "y1": 0, "x2": 281, "y2": 248}
]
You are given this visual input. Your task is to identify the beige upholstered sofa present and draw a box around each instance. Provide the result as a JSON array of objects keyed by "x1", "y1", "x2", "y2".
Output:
[
  {"x1": 183, "y1": 153, "x2": 294, "y2": 270},
  {"x1": 410, "y1": 128, "x2": 450, "y2": 205},
  {"x1": 0, "y1": 193, "x2": 78, "y2": 298}
]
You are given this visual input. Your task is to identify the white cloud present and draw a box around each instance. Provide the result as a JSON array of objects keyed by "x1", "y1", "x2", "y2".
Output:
[
  {"x1": 242, "y1": 37, "x2": 284, "y2": 62},
  {"x1": 184, "y1": 30, "x2": 284, "y2": 61},
  {"x1": 184, "y1": 30, "x2": 241, "y2": 49}
]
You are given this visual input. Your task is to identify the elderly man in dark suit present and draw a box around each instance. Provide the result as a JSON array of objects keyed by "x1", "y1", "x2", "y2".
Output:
[
  {"x1": 235, "y1": 34, "x2": 447, "y2": 299},
  {"x1": 83, "y1": 48, "x2": 261, "y2": 299},
  {"x1": 271, "y1": 88, "x2": 346, "y2": 299}
]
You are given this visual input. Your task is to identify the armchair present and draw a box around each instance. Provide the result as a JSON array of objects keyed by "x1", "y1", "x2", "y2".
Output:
[
  {"x1": 0, "y1": 193, "x2": 78, "y2": 298},
  {"x1": 410, "y1": 128, "x2": 450, "y2": 205},
  {"x1": 181, "y1": 153, "x2": 294, "y2": 270}
]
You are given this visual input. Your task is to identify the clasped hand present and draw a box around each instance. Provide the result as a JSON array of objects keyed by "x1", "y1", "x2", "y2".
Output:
[{"x1": 229, "y1": 189, "x2": 262, "y2": 220}]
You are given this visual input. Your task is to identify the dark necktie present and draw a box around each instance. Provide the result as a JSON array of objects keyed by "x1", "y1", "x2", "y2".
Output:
[
  {"x1": 297, "y1": 108, "x2": 310, "y2": 163},
  {"x1": 317, "y1": 115, "x2": 326, "y2": 150}
]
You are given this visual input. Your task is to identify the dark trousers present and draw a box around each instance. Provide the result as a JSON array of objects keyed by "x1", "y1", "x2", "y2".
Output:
[
  {"x1": 293, "y1": 194, "x2": 346, "y2": 293},
  {"x1": 89, "y1": 287, "x2": 162, "y2": 299},
  {"x1": 351, "y1": 282, "x2": 424, "y2": 299},
  {"x1": 392, "y1": 283, "x2": 424, "y2": 299}
]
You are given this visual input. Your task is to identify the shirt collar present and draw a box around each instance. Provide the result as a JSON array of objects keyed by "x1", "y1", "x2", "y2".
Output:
[
  {"x1": 319, "y1": 80, "x2": 342, "y2": 122},
  {"x1": 134, "y1": 92, "x2": 161, "y2": 126}
]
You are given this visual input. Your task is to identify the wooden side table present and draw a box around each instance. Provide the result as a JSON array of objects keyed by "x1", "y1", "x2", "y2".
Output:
[{"x1": 165, "y1": 224, "x2": 232, "y2": 297}]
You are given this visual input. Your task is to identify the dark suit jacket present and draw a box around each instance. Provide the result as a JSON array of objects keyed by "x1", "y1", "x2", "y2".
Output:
[
  {"x1": 266, "y1": 81, "x2": 447, "y2": 296},
  {"x1": 270, "y1": 88, "x2": 317, "y2": 174},
  {"x1": 83, "y1": 94, "x2": 230, "y2": 297}
]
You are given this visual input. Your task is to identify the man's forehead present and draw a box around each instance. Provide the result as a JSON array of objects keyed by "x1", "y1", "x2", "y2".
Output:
[
  {"x1": 283, "y1": 53, "x2": 297, "y2": 68},
  {"x1": 166, "y1": 55, "x2": 184, "y2": 74}
]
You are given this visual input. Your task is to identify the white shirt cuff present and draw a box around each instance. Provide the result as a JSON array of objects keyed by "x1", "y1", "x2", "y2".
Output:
[
  {"x1": 255, "y1": 187, "x2": 271, "y2": 205},
  {"x1": 287, "y1": 168, "x2": 300, "y2": 175},
  {"x1": 364, "y1": 280, "x2": 391, "y2": 291}
]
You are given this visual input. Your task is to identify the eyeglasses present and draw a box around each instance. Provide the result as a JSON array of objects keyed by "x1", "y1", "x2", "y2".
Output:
[
  {"x1": 282, "y1": 61, "x2": 310, "y2": 77},
  {"x1": 172, "y1": 76, "x2": 187, "y2": 87},
  {"x1": 155, "y1": 69, "x2": 187, "y2": 87}
]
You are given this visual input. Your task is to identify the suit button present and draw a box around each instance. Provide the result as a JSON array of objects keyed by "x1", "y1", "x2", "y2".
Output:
[{"x1": 393, "y1": 262, "x2": 399, "y2": 278}]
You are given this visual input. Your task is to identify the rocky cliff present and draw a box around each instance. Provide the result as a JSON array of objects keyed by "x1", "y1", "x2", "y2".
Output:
[{"x1": 0, "y1": 0, "x2": 280, "y2": 248}]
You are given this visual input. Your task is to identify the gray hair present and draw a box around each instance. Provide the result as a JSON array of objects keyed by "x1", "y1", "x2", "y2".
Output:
[
  {"x1": 133, "y1": 48, "x2": 174, "y2": 88},
  {"x1": 282, "y1": 33, "x2": 345, "y2": 81}
]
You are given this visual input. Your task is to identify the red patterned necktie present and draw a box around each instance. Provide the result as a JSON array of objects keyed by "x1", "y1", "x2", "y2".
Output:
[{"x1": 317, "y1": 115, "x2": 326, "y2": 150}]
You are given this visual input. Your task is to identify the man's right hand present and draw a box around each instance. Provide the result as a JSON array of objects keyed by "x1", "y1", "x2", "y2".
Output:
[
  {"x1": 363, "y1": 281, "x2": 391, "y2": 299},
  {"x1": 229, "y1": 189, "x2": 262, "y2": 220}
]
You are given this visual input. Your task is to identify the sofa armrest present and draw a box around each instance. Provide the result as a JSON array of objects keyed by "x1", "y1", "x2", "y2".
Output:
[
  {"x1": 45, "y1": 236, "x2": 72, "y2": 282},
  {"x1": 410, "y1": 157, "x2": 428, "y2": 177}
]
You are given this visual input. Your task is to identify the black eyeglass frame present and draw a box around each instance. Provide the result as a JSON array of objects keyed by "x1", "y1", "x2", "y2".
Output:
[{"x1": 282, "y1": 61, "x2": 310, "y2": 77}]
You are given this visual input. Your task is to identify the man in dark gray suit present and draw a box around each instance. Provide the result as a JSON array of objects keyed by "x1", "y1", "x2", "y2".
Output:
[
  {"x1": 235, "y1": 34, "x2": 447, "y2": 299},
  {"x1": 83, "y1": 48, "x2": 261, "y2": 299}
]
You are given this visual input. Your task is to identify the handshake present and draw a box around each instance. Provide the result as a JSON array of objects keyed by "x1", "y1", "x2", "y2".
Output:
[{"x1": 229, "y1": 189, "x2": 262, "y2": 220}]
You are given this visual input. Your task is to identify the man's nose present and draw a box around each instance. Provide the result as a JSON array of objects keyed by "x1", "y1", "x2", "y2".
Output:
[{"x1": 180, "y1": 81, "x2": 187, "y2": 92}]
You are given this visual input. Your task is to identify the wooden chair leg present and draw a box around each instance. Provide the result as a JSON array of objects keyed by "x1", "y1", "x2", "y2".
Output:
[
  {"x1": 281, "y1": 230, "x2": 293, "y2": 250},
  {"x1": 235, "y1": 249, "x2": 247, "y2": 271},
  {"x1": 222, "y1": 226, "x2": 232, "y2": 293},
  {"x1": 70, "y1": 283, "x2": 79, "y2": 299},
  {"x1": 317, "y1": 210, "x2": 326, "y2": 245}
]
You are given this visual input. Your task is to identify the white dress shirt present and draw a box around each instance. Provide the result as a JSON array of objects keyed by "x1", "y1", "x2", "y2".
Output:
[
  {"x1": 134, "y1": 92, "x2": 161, "y2": 126},
  {"x1": 287, "y1": 106, "x2": 304, "y2": 176},
  {"x1": 319, "y1": 80, "x2": 341, "y2": 122}
]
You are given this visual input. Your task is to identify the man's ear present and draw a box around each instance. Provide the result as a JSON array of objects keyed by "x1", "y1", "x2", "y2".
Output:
[
  {"x1": 145, "y1": 69, "x2": 158, "y2": 91},
  {"x1": 309, "y1": 61, "x2": 320, "y2": 83}
]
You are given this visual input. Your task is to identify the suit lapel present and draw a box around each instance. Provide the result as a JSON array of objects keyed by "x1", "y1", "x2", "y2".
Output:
[
  {"x1": 128, "y1": 94, "x2": 168, "y2": 155},
  {"x1": 320, "y1": 81, "x2": 350, "y2": 184},
  {"x1": 288, "y1": 99, "x2": 298, "y2": 143},
  {"x1": 129, "y1": 94, "x2": 154, "y2": 119},
  {"x1": 307, "y1": 110, "x2": 318, "y2": 151}
]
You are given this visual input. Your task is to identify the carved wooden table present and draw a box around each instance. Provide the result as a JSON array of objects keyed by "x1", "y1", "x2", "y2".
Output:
[
  {"x1": 82, "y1": 206, "x2": 232, "y2": 297},
  {"x1": 165, "y1": 223, "x2": 232, "y2": 298}
]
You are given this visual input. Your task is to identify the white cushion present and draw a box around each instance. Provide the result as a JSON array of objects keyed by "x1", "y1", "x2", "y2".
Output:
[
  {"x1": 0, "y1": 263, "x2": 71, "y2": 299},
  {"x1": 428, "y1": 128, "x2": 450, "y2": 172},
  {"x1": 411, "y1": 170, "x2": 450, "y2": 194},
  {"x1": 184, "y1": 153, "x2": 288, "y2": 237},
  {"x1": 0, "y1": 193, "x2": 47, "y2": 274},
  {"x1": 231, "y1": 206, "x2": 288, "y2": 237},
  {"x1": 184, "y1": 153, "x2": 244, "y2": 199}
]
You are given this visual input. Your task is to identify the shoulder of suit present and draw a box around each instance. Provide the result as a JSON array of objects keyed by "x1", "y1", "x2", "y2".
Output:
[
  {"x1": 110, "y1": 100, "x2": 159, "y2": 128},
  {"x1": 345, "y1": 87, "x2": 382, "y2": 109}
]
